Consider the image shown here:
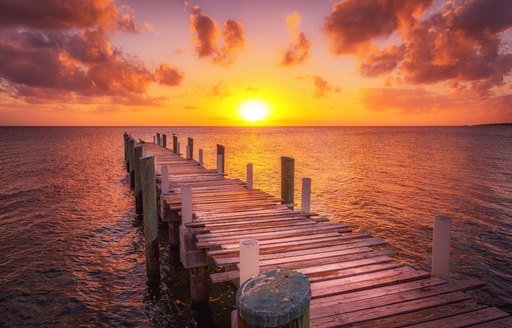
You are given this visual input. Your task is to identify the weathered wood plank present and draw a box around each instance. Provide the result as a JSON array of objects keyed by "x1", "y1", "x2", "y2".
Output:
[{"x1": 403, "y1": 307, "x2": 510, "y2": 328}]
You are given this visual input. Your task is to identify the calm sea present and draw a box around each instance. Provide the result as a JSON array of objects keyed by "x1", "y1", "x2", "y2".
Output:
[{"x1": 0, "y1": 126, "x2": 510, "y2": 327}]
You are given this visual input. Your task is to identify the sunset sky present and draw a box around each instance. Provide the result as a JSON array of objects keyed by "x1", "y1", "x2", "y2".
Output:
[{"x1": 0, "y1": 0, "x2": 511, "y2": 126}]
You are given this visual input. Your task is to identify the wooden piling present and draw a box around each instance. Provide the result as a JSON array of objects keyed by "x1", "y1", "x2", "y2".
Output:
[
  {"x1": 156, "y1": 133, "x2": 161, "y2": 146},
  {"x1": 140, "y1": 155, "x2": 160, "y2": 281},
  {"x1": 198, "y1": 149, "x2": 204, "y2": 167},
  {"x1": 186, "y1": 145, "x2": 191, "y2": 160},
  {"x1": 239, "y1": 239, "x2": 259, "y2": 284},
  {"x1": 162, "y1": 134, "x2": 167, "y2": 148},
  {"x1": 172, "y1": 134, "x2": 178, "y2": 153},
  {"x1": 432, "y1": 215, "x2": 452, "y2": 280},
  {"x1": 128, "y1": 138, "x2": 135, "y2": 189},
  {"x1": 246, "y1": 163, "x2": 254, "y2": 190},
  {"x1": 124, "y1": 133, "x2": 129, "y2": 171},
  {"x1": 190, "y1": 265, "x2": 210, "y2": 304},
  {"x1": 301, "y1": 178, "x2": 311, "y2": 214},
  {"x1": 188, "y1": 137, "x2": 194, "y2": 160},
  {"x1": 177, "y1": 142, "x2": 181, "y2": 155},
  {"x1": 217, "y1": 144, "x2": 225, "y2": 174},
  {"x1": 281, "y1": 157, "x2": 294, "y2": 206},
  {"x1": 161, "y1": 165, "x2": 169, "y2": 195},
  {"x1": 134, "y1": 146, "x2": 143, "y2": 213},
  {"x1": 236, "y1": 269, "x2": 310, "y2": 328}
]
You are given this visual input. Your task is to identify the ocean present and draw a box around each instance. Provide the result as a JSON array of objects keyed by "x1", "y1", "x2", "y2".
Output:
[{"x1": 0, "y1": 126, "x2": 510, "y2": 327}]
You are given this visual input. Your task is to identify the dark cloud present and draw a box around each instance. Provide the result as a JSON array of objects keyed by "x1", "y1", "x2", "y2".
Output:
[
  {"x1": 323, "y1": 0, "x2": 433, "y2": 54},
  {"x1": 327, "y1": 0, "x2": 512, "y2": 95},
  {"x1": 281, "y1": 12, "x2": 311, "y2": 66},
  {"x1": 189, "y1": 5, "x2": 245, "y2": 65},
  {"x1": 360, "y1": 44, "x2": 406, "y2": 77},
  {"x1": 155, "y1": 63, "x2": 184, "y2": 86},
  {"x1": 0, "y1": 1, "x2": 183, "y2": 106},
  {"x1": 0, "y1": 0, "x2": 118, "y2": 30}
]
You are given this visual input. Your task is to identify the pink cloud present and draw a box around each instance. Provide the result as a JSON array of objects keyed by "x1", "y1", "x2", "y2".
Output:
[
  {"x1": 155, "y1": 64, "x2": 184, "y2": 86},
  {"x1": 189, "y1": 5, "x2": 245, "y2": 65},
  {"x1": 281, "y1": 12, "x2": 311, "y2": 66}
]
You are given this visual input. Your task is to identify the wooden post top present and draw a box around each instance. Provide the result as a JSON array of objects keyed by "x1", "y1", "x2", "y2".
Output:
[{"x1": 236, "y1": 269, "x2": 310, "y2": 327}]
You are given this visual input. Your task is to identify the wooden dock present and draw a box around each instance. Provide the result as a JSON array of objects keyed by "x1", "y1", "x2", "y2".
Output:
[{"x1": 129, "y1": 136, "x2": 511, "y2": 328}]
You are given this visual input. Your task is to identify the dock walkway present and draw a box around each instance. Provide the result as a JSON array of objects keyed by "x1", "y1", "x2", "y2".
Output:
[{"x1": 137, "y1": 140, "x2": 511, "y2": 328}]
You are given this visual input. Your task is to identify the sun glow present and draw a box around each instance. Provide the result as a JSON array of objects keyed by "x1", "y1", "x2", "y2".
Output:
[{"x1": 239, "y1": 100, "x2": 270, "y2": 123}]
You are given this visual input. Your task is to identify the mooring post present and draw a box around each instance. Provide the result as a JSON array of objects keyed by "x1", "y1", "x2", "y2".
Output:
[
  {"x1": 172, "y1": 134, "x2": 178, "y2": 153},
  {"x1": 181, "y1": 185, "x2": 192, "y2": 224},
  {"x1": 188, "y1": 137, "x2": 194, "y2": 160},
  {"x1": 239, "y1": 239, "x2": 259, "y2": 285},
  {"x1": 186, "y1": 144, "x2": 191, "y2": 160},
  {"x1": 128, "y1": 138, "x2": 135, "y2": 189},
  {"x1": 124, "y1": 133, "x2": 129, "y2": 171},
  {"x1": 134, "y1": 146, "x2": 144, "y2": 213},
  {"x1": 162, "y1": 134, "x2": 167, "y2": 148},
  {"x1": 198, "y1": 149, "x2": 204, "y2": 167},
  {"x1": 281, "y1": 157, "x2": 294, "y2": 206},
  {"x1": 236, "y1": 269, "x2": 311, "y2": 328},
  {"x1": 301, "y1": 178, "x2": 311, "y2": 214},
  {"x1": 246, "y1": 163, "x2": 254, "y2": 190},
  {"x1": 432, "y1": 215, "x2": 452, "y2": 280},
  {"x1": 177, "y1": 142, "x2": 181, "y2": 156},
  {"x1": 140, "y1": 155, "x2": 160, "y2": 281},
  {"x1": 217, "y1": 144, "x2": 225, "y2": 174},
  {"x1": 156, "y1": 133, "x2": 161, "y2": 146},
  {"x1": 161, "y1": 165, "x2": 169, "y2": 195}
]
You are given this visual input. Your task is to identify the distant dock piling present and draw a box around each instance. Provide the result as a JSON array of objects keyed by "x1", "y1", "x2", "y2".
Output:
[
  {"x1": 134, "y1": 146, "x2": 143, "y2": 213},
  {"x1": 281, "y1": 157, "x2": 294, "y2": 206},
  {"x1": 188, "y1": 137, "x2": 194, "y2": 160},
  {"x1": 173, "y1": 134, "x2": 178, "y2": 153},
  {"x1": 162, "y1": 134, "x2": 167, "y2": 148},
  {"x1": 217, "y1": 144, "x2": 225, "y2": 174}
]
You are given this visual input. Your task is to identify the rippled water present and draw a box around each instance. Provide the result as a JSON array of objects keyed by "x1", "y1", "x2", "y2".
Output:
[{"x1": 0, "y1": 126, "x2": 510, "y2": 327}]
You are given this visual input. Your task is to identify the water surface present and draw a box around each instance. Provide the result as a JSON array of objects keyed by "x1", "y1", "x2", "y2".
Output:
[{"x1": 0, "y1": 126, "x2": 510, "y2": 327}]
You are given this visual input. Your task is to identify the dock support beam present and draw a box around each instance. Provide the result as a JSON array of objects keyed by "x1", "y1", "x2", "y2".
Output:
[
  {"x1": 161, "y1": 166, "x2": 169, "y2": 195},
  {"x1": 217, "y1": 144, "x2": 225, "y2": 174},
  {"x1": 301, "y1": 178, "x2": 311, "y2": 214},
  {"x1": 134, "y1": 146, "x2": 143, "y2": 213},
  {"x1": 432, "y1": 216, "x2": 452, "y2": 280},
  {"x1": 188, "y1": 137, "x2": 194, "y2": 160},
  {"x1": 236, "y1": 269, "x2": 310, "y2": 328},
  {"x1": 140, "y1": 155, "x2": 160, "y2": 282},
  {"x1": 246, "y1": 164, "x2": 253, "y2": 190},
  {"x1": 281, "y1": 157, "x2": 294, "y2": 206},
  {"x1": 162, "y1": 134, "x2": 167, "y2": 148}
]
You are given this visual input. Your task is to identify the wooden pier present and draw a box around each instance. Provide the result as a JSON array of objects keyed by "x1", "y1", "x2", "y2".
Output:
[{"x1": 125, "y1": 133, "x2": 511, "y2": 328}]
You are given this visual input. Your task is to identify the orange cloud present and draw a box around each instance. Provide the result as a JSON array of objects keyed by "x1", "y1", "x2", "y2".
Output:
[
  {"x1": 189, "y1": 5, "x2": 245, "y2": 65},
  {"x1": 281, "y1": 12, "x2": 311, "y2": 66},
  {"x1": 155, "y1": 64, "x2": 184, "y2": 86}
]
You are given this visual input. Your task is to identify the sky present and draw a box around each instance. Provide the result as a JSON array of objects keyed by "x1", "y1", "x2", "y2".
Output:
[{"x1": 0, "y1": 0, "x2": 511, "y2": 126}]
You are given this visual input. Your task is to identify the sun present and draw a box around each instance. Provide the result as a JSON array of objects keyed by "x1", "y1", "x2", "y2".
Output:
[{"x1": 239, "y1": 100, "x2": 270, "y2": 123}]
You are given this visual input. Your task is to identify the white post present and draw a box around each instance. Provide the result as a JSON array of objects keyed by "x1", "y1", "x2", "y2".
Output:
[
  {"x1": 186, "y1": 145, "x2": 191, "y2": 159},
  {"x1": 217, "y1": 154, "x2": 223, "y2": 174},
  {"x1": 301, "y1": 178, "x2": 311, "y2": 213},
  {"x1": 181, "y1": 185, "x2": 192, "y2": 224},
  {"x1": 247, "y1": 163, "x2": 253, "y2": 190},
  {"x1": 161, "y1": 166, "x2": 169, "y2": 195},
  {"x1": 177, "y1": 142, "x2": 181, "y2": 156},
  {"x1": 432, "y1": 216, "x2": 452, "y2": 280},
  {"x1": 198, "y1": 149, "x2": 204, "y2": 167},
  {"x1": 239, "y1": 239, "x2": 259, "y2": 284}
]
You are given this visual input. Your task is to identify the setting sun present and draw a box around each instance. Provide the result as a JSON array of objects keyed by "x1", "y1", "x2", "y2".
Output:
[{"x1": 239, "y1": 100, "x2": 271, "y2": 122}]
